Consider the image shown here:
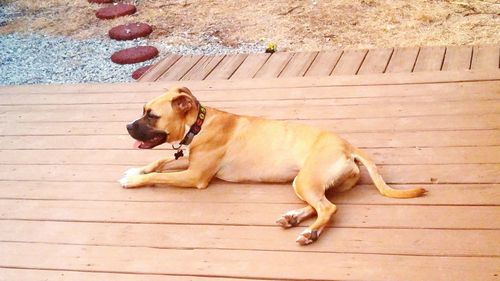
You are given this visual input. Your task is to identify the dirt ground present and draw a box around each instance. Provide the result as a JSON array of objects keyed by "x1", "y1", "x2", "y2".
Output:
[{"x1": 1, "y1": 0, "x2": 499, "y2": 51}]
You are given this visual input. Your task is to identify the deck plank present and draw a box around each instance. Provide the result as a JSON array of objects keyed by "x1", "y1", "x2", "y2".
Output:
[
  {"x1": 279, "y1": 52, "x2": 318, "y2": 77},
  {"x1": 253, "y1": 52, "x2": 294, "y2": 78},
  {"x1": 471, "y1": 45, "x2": 500, "y2": 70},
  {"x1": 385, "y1": 47, "x2": 420, "y2": 73},
  {"x1": 180, "y1": 55, "x2": 225, "y2": 81},
  {"x1": 204, "y1": 54, "x2": 248, "y2": 80},
  {"x1": 2, "y1": 99, "x2": 497, "y2": 121},
  {"x1": 331, "y1": 49, "x2": 368, "y2": 75},
  {"x1": 1, "y1": 146, "x2": 497, "y2": 166},
  {"x1": 157, "y1": 55, "x2": 203, "y2": 81},
  {"x1": 357, "y1": 48, "x2": 394, "y2": 74},
  {"x1": 3, "y1": 87, "x2": 498, "y2": 115},
  {"x1": 0, "y1": 268, "x2": 252, "y2": 281},
  {"x1": 304, "y1": 50, "x2": 343, "y2": 76},
  {"x1": 229, "y1": 53, "x2": 271, "y2": 79},
  {"x1": 1, "y1": 242, "x2": 497, "y2": 281},
  {"x1": 1, "y1": 80, "x2": 498, "y2": 106},
  {"x1": 1, "y1": 70, "x2": 498, "y2": 94},
  {"x1": 1, "y1": 181, "x2": 498, "y2": 205},
  {"x1": 1, "y1": 130, "x2": 498, "y2": 149},
  {"x1": 442, "y1": 46, "x2": 473, "y2": 71},
  {"x1": 413, "y1": 46, "x2": 446, "y2": 72},
  {"x1": 1, "y1": 163, "x2": 498, "y2": 184},
  {"x1": 1, "y1": 199, "x2": 499, "y2": 229},
  {"x1": 1, "y1": 220, "x2": 498, "y2": 257},
  {"x1": 2, "y1": 114, "x2": 497, "y2": 135}
]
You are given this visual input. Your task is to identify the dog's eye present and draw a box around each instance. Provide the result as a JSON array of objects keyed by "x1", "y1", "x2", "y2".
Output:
[{"x1": 147, "y1": 112, "x2": 159, "y2": 119}]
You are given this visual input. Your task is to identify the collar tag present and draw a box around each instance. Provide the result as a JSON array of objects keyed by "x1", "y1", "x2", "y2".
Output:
[{"x1": 174, "y1": 149, "x2": 184, "y2": 160}]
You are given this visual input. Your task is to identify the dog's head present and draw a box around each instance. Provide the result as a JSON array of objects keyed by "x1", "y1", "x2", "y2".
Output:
[{"x1": 126, "y1": 86, "x2": 199, "y2": 149}]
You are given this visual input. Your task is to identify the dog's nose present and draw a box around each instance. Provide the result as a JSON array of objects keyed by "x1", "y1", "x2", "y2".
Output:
[{"x1": 126, "y1": 122, "x2": 135, "y2": 133}]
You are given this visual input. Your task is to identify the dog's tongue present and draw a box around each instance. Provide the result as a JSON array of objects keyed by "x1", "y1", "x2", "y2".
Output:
[{"x1": 133, "y1": 140, "x2": 143, "y2": 149}]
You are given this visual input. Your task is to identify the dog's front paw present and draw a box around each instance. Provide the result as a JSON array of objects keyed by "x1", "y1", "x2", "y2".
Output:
[
  {"x1": 119, "y1": 174, "x2": 146, "y2": 189},
  {"x1": 120, "y1": 168, "x2": 147, "y2": 189},
  {"x1": 123, "y1": 167, "x2": 145, "y2": 177}
]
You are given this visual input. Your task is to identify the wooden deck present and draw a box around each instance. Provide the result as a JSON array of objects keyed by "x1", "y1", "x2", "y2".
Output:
[
  {"x1": 139, "y1": 45, "x2": 500, "y2": 82},
  {"x1": 0, "y1": 70, "x2": 499, "y2": 280}
]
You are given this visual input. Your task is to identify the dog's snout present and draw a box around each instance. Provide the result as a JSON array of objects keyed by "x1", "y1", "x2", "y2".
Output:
[
  {"x1": 126, "y1": 122, "x2": 135, "y2": 133},
  {"x1": 126, "y1": 120, "x2": 152, "y2": 141}
]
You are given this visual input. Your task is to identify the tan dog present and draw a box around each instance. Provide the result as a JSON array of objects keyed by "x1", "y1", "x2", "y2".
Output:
[{"x1": 120, "y1": 86, "x2": 426, "y2": 245}]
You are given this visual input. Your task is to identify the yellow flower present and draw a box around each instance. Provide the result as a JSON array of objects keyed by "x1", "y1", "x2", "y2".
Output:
[{"x1": 265, "y1": 42, "x2": 277, "y2": 53}]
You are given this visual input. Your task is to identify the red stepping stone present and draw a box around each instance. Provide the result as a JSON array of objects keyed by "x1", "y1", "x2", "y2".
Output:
[
  {"x1": 96, "y1": 3, "x2": 136, "y2": 20},
  {"x1": 109, "y1": 23, "x2": 153, "y2": 41},
  {"x1": 88, "y1": 0, "x2": 113, "y2": 3},
  {"x1": 111, "y1": 46, "x2": 159, "y2": 64},
  {"x1": 132, "y1": 65, "x2": 153, "y2": 80}
]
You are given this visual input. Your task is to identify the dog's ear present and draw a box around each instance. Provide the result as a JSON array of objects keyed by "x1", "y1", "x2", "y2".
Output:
[
  {"x1": 176, "y1": 86, "x2": 193, "y2": 96},
  {"x1": 171, "y1": 94, "x2": 195, "y2": 114},
  {"x1": 171, "y1": 86, "x2": 193, "y2": 97}
]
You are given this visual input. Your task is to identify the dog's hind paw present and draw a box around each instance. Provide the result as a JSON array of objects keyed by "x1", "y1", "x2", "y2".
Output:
[
  {"x1": 276, "y1": 214, "x2": 299, "y2": 228},
  {"x1": 296, "y1": 229, "x2": 320, "y2": 246}
]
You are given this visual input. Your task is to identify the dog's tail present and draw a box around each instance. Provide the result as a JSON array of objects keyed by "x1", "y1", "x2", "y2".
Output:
[{"x1": 351, "y1": 147, "x2": 427, "y2": 199}]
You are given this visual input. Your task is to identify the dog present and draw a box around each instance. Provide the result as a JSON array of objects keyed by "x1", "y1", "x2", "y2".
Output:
[{"x1": 120, "y1": 86, "x2": 427, "y2": 245}]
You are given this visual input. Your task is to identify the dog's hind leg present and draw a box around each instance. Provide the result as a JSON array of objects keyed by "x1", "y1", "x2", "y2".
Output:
[
  {"x1": 292, "y1": 136, "x2": 358, "y2": 245},
  {"x1": 292, "y1": 168, "x2": 337, "y2": 245},
  {"x1": 276, "y1": 205, "x2": 316, "y2": 228},
  {"x1": 295, "y1": 195, "x2": 337, "y2": 245},
  {"x1": 276, "y1": 164, "x2": 357, "y2": 228}
]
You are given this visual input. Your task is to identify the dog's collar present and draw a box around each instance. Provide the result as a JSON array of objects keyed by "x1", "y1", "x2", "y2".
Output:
[{"x1": 173, "y1": 103, "x2": 206, "y2": 159}]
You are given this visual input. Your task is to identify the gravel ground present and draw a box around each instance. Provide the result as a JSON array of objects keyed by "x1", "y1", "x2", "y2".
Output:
[{"x1": 0, "y1": 33, "x2": 263, "y2": 86}]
